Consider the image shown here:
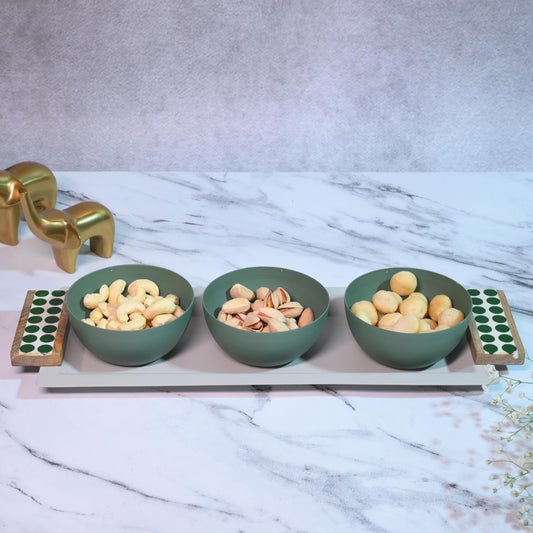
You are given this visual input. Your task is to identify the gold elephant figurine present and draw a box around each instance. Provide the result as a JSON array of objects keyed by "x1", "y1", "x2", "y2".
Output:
[
  {"x1": 17, "y1": 185, "x2": 115, "y2": 273},
  {"x1": 0, "y1": 161, "x2": 57, "y2": 245}
]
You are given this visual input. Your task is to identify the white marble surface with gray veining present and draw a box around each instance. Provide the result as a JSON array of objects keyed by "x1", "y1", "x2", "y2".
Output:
[{"x1": 0, "y1": 172, "x2": 531, "y2": 532}]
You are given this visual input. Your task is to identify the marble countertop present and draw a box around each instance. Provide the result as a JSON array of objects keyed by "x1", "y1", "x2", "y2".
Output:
[{"x1": 1, "y1": 172, "x2": 531, "y2": 532}]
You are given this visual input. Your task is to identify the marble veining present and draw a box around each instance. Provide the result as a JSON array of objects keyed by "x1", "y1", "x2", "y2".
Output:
[{"x1": 0, "y1": 172, "x2": 531, "y2": 532}]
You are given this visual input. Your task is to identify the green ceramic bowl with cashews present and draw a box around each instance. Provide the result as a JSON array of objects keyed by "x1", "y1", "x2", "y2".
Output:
[
  {"x1": 203, "y1": 266, "x2": 330, "y2": 367},
  {"x1": 66, "y1": 264, "x2": 194, "y2": 366},
  {"x1": 344, "y1": 267, "x2": 472, "y2": 370}
]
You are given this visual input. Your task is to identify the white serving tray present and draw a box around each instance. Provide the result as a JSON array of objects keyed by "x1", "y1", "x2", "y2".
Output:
[{"x1": 37, "y1": 288, "x2": 488, "y2": 389}]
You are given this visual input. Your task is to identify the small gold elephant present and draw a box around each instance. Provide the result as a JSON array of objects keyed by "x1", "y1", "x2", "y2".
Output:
[
  {"x1": 0, "y1": 161, "x2": 57, "y2": 246},
  {"x1": 18, "y1": 185, "x2": 115, "y2": 273}
]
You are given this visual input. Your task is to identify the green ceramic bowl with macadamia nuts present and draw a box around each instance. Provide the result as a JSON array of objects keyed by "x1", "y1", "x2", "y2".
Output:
[
  {"x1": 66, "y1": 264, "x2": 194, "y2": 366},
  {"x1": 202, "y1": 266, "x2": 330, "y2": 367},
  {"x1": 344, "y1": 267, "x2": 472, "y2": 370}
]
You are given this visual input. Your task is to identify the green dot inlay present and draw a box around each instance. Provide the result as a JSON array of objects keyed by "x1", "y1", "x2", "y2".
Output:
[
  {"x1": 493, "y1": 315, "x2": 507, "y2": 323},
  {"x1": 468, "y1": 289, "x2": 480, "y2": 296},
  {"x1": 472, "y1": 306, "x2": 486, "y2": 314},
  {"x1": 38, "y1": 345, "x2": 53, "y2": 354},
  {"x1": 478, "y1": 325, "x2": 492, "y2": 333},
  {"x1": 30, "y1": 307, "x2": 44, "y2": 315},
  {"x1": 475, "y1": 315, "x2": 489, "y2": 323},
  {"x1": 42, "y1": 325, "x2": 57, "y2": 333},
  {"x1": 45, "y1": 316, "x2": 59, "y2": 324},
  {"x1": 483, "y1": 344, "x2": 498, "y2": 354},
  {"x1": 20, "y1": 344, "x2": 35, "y2": 353},
  {"x1": 486, "y1": 297, "x2": 500, "y2": 305},
  {"x1": 25, "y1": 325, "x2": 39, "y2": 333},
  {"x1": 27, "y1": 316, "x2": 42, "y2": 324},
  {"x1": 22, "y1": 334, "x2": 37, "y2": 343},
  {"x1": 35, "y1": 290, "x2": 49, "y2": 297},
  {"x1": 495, "y1": 324, "x2": 510, "y2": 333},
  {"x1": 39, "y1": 334, "x2": 55, "y2": 343},
  {"x1": 49, "y1": 298, "x2": 64, "y2": 306},
  {"x1": 502, "y1": 344, "x2": 517, "y2": 354},
  {"x1": 47, "y1": 307, "x2": 62, "y2": 315},
  {"x1": 489, "y1": 306, "x2": 503, "y2": 314},
  {"x1": 480, "y1": 334, "x2": 495, "y2": 343},
  {"x1": 471, "y1": 297, "x2": 483, "y2": 305},
  {"x1": 52, "y1": 290, "x2": 66, "y2": 296},
  {"x1": 33, "y1": 298, "x2": 47, "y2": 306},
  {"x1": 498, "y1": 334, "x2": 514, "y2": 343},
  {"x1": 484, "y1": 289, "x2": 498, "y2": 296}
]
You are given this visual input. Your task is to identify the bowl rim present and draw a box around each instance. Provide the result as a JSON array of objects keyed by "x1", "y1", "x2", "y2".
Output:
[{"x1": 344, "y1": 266, "x2": 472, "y2": 336}]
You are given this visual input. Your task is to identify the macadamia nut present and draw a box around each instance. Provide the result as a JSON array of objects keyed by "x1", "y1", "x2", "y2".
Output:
[
  {"x1": 393, "y1": 314, "x2": 419, "y2": 333},
  {"x1": 437, "y1": 307, "x2": 464, "y2": 328},
  {"x1": 428, "y1": 294, "x2": 453, "y2": 322},
  {"x1": 390, "y1": 271, "x2": 417, "y2": 296},
  {"x1": 378, "y1": 312, "x2": 402, "y2": 330},
  {"x1": 372, "y1": 290, "x2": 401, "y2": 314},
  {"x1": 350, "y1": 300, "x2": 379, "y2": 326},
  {"x1": 399, "y1": 294, "x2": 428, "y2": 319}
]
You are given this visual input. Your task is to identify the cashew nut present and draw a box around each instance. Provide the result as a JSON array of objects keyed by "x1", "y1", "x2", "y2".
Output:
[
  {"x1": 89, "y1": 308, "x2": 104, "y2": 323},
  {"x1": 151, "y1": 313, "x2": 176, "y2": 327},
  {"x1": 96, "y1": 318, "x2": 108, "y2": 329},
  {"x1": 143, "y1": 295, "x2": 159, "y2": 307},
  {"x1": 83, "y1": 284, "x2": 110, "y2": 309},
  {"x1": 118, "y1": 312, "x2": 147, "y2": 331},
  {"x1": 81, "y1": 318, "x2": 96, "y2": 326},
  {"x1": 98, "y1": 302, "x2": 118, "y2": 320},
  {"x1": 108, "y1": 279, "x2": 127, "y2": 307},
  {"x1": 165, "y1": 294, "x2": 180, "y2": 305},
  {"x1": 128, "y1": 279, "x2": 160, "y2": 298},
  {"x1": 116, "y1": 298, "x2": 146, "y2": 323},
  {"x1": 144, "y1": 297, "x2": 176, "y2": 321}
]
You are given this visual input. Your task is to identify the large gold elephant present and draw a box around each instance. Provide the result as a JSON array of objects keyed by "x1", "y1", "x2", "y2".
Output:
[{"x1": 0, "y1": 161, "x2": 57, "y2": 245}]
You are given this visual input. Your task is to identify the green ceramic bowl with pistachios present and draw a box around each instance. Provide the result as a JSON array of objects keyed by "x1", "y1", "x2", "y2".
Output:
[
  {"x1": 344, "y1": 267, "x2": 472, "y2": 370},
  {"x1": 202, "y1": 266, "x2": 330, "y2": 367},
  {"x1": 66, "y1": 264, "x2": 194, "y2": 366}
]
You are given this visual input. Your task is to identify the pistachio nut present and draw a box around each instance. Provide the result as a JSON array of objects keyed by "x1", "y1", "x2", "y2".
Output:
[
  {"x1": 251, "y1": 299, "x2": 265, "y2": 312},
  {"x1": 273, "y1": 287, "x2": 290, "y2": 305},
  {"x1": 255, "y1": 287, "x2": 270, "y2": 300},
  {"x1": 229, "y1": 283, "x2": 255, "y2": 301},
  {"x1": 221, "y1": 297, "x2": 251, "y2": 315},
  {"x1": 264, "y1": 291, "x2": 280, "y2": 309},
  {"x1": 243, "y1": 313, "x2": 263, "y2": 331},
  {"x1": 278, "y1": 301, "x2": 303, "y2": 319},
  {"x1": 256, "y1": 307, "x2": 286, "y2": 323},
  {"x1": 268, "y1": 318, "x2": 290, "y2": 332},
  {"x1": 297, "y1": 307, "x2": 314, "y2": 327}
]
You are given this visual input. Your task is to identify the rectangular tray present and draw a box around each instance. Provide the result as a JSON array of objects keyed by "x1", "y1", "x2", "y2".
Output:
[{"x1": 38, "y1": 288, "x2": 489, "y2": 389}]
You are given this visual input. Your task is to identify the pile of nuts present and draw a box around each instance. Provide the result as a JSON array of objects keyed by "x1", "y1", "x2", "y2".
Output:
[
  {"x1": 351, "y1": 270, "x2": 465, "y2": 334},
  {"x1": 81, "y1": 278, "x2": 185, "y2": 330},
  {"x1": 218, "y1": 283, "x2": 314, "y2": 332}
]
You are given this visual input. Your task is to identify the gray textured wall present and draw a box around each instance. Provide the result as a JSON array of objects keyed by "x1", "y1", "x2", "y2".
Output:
[{"x1": 1, "y1": 1, "x2": 532, "y2": 171}]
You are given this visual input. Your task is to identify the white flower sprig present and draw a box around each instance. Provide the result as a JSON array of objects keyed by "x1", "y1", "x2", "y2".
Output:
[{"x1": 485, "y1": 362, "x2": 533, "y2": 528}]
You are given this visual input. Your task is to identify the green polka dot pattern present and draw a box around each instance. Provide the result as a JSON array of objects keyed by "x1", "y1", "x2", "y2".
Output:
[
  {"x1": 17, "y1": 291, "x2": 65, "y2": 357},
  {"x1": 467, "y1": 289, "x2": 518, "y2": 358}
]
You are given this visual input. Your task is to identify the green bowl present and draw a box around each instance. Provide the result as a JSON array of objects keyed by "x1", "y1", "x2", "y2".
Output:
[
  {"x1": 344, "y1": 267, "x2": 472, "y2": 370},
  {"x1": 202, "y1": 266, "x2": 330, "y2": 367},
  {"x1": 66, "y1": 264, "x2": 194, "y2": 366}
]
